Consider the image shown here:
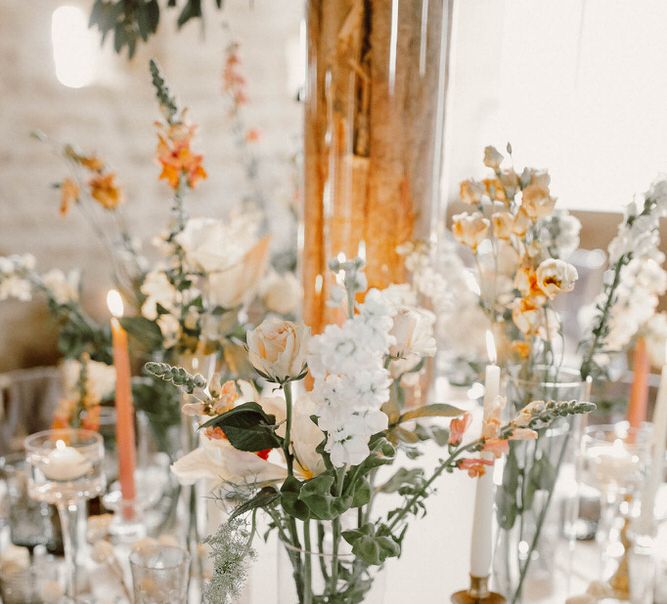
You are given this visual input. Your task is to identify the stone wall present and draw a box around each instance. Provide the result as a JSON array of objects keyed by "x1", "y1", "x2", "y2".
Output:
[{"x1": 0, "y1": 0, "x2": 303, "y2": 371}]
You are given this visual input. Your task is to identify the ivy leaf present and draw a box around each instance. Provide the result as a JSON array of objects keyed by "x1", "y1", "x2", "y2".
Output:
[
  {"x1": 397, "y1": 403, "x2": 464, "y2": 424},
  {"x1": 198, "y1": 402, "x2": 282, "y2": 452},
  {"x1": 229, "y1": 487, "x2": 280, "y2": 521}
]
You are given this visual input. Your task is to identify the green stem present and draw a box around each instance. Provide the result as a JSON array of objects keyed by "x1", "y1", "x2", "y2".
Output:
[
  {"x1": 303, "y1": 520, "x2": 313, "y2": 604},
  {"x1": 330, "y1": 466, "x2": 347, "y2": 593},
  {"x1": 283, "y1": 380, "x2": 295, "y2": 476},
  {"x1": 316, "y1": 521, "x2": 330, "y2": 584}
]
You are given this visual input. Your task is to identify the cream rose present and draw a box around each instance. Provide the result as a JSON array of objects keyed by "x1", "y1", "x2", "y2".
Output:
[
  {"x1": 452, "y1": 211, "x2": 490, "y2": 251},
  {"x1": 535, "y1": 258, "x2": 578, "y2": 299},
  {"x1": 260, "y1": 270, "x2": 301, "y2": 315},
  {"x1": 389, "y1": 306, "x2": 436, "y2": 360},
  {"x1": 247, "y1": 318, "x2": 310, "y2": 383}
]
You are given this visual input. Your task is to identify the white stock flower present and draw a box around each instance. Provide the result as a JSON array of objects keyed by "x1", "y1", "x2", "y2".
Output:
[
  {"x1": 140, "y1": 270, "x2": 177, "y2": 320},
  {"x1": 157, "y1": 313, "x2": 182, "y2": 348},
  {"x1": 61, "y1": 359, "x2": 116, "y2": 401},
  {"x1": 247, "y1": 318, "x2": 310, "y2": 383},
  {"x1": 535, "y1": 211, "x2": 581, "y2": 259},
  {"x1": 0, "y1": 275, "x2": 32, "y2": 301},
  {"x1": 644, "y1": 312, "x2": 667, "y2": 367},
  {"x1": 42, "y1": 269, "x2": 80, "y2": 304},
  {"x1": 260, "y1": 270, "x2": 300, "y2": 315}
]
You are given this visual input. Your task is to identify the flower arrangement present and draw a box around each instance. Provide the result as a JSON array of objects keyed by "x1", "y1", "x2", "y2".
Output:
[{"x1": 147, "y1": 257, "x2": 594, "y2": 603}]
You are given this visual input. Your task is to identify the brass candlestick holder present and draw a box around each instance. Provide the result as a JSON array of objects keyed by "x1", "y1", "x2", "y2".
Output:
[{"x1": 451, "y1": 575, "x2": 506, "y2": 603}]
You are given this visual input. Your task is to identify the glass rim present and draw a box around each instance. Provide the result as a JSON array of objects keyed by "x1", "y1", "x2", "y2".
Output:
[
  {"x1": 507, "y1": 364, "x2": 583, "y2": 389},
  {"x1": 129, "y1": 544, "x2": 190, "y2": 570},
  {"x1": 24, "y1": 428, "x2": 103, "y2": 451},
  {"x1": 583, "y1": 422, "x2": 652, "y2": 446}
]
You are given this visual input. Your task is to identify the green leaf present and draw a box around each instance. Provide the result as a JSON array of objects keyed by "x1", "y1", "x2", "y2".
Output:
[
  {"x1": 378, "y1": 468, "x2": 424, "y2": 494},
  {"x1": 342, "y1": 523, "x2": 401, "y2": 566},
  {"x1": 397, "y1": 403, "x2": 465, "y2": 424},
  {"x1": 298, "y1": 474, "x2": 351, "y2": 520},
  {"x1": 120, "y1": 316, "x2": 163, "y2": 351},
  {"x1": 177, "y1": 0, "x2": 202, "y2": 27},
  {"x1": 199, "y1": 402, "x2": 282, "y2": 452},
  {"x1": 280, "y1": 476, "x2": 310, "y2": 520},
  {"x1": 391, "y1": 426, "x2": 420, "y2": 444},
  {"x1": 229, "y1": 487, "x2": 280, "y2": 521},
  {"x1": 350, "y1": 478, "x2": 371, "y2": 508}
]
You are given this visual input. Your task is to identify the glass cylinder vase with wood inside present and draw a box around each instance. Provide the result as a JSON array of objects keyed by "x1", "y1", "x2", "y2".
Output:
[{"x1": 302, "y1": 0, "x2": 455, "y2": 333}]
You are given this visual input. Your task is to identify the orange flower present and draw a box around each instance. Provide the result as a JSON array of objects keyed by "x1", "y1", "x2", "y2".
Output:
[
  {"x1": 482, "y1": 438, "x2": 509, "y2": 458},
  {"x1": 448, "y1": 411, "x2": 473, "y2": 445},
  {"x1": 60, "y1": 178, "x2": 80, "y2": 216},
  {"x1": 510, "y1": 340, "x2": 531, "y2": 360},
  {"x1": 223, "y1": 42, "x2": 248, "y2": 108},
  {"x1": 482, "y1": 178, "x2": 507, "y2": 202},
  {"x1": 205, "y1": 426, "x2": 227, "y2": 440},
  {"x1": 458, "y1": 457, "x2": 494, "y2": 478},
  {"x1": 89, "y1": 172, "x2": 122, "y2": 210},
  {"x1": 81, "y1": 406, "x2": 100, "y2": 432},
  {"x1": 509, "y1": 428, "x2": 538, "y2": 441},
  {"x1": 156, "y1": 121, "x2": 207, "y2": 190},
  {"x1": 460, "y1": 179, "x2": 484, "y2": 205},
  {"x1": 79, "y1": 155, "x2": 104, "y2": 172},
  {"x1": 245, "y1": 128, "x2": 260, "y2": 143}
]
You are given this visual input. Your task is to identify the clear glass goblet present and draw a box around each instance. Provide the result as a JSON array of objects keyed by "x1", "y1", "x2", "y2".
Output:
[
  {"x1": 130, "y1": 543, "x2": 190, "y2": 603},
  {"x1": 25, "y1": 429, "x2": 105, "y2": 602}
]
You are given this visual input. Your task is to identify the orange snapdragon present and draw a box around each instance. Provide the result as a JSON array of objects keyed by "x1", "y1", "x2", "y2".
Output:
[
  {"x1": 448, "y1": 411, "x2": 472, "y2": 446},
  {"x1": 156, "y1": 119, "x2": 207, "y2": 190},
  {"x1": 458, "y1": 457, "x2": 494, "y2": 478}
]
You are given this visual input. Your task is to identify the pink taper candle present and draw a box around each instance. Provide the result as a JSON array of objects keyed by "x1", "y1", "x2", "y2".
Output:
[
  {"x1": 628, "y1": 336, "x2": 649, "y2": 430},
  {"x1": 107, "y1": 290, "x2": 136, "y2": 505}
]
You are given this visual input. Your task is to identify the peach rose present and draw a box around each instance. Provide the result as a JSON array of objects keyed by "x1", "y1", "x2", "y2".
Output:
[
  {"x1": 247, "y1": 318, "x2": 310, "y2": 383},
  {"x1": 452, "y1": 212, "x2": 490, "y2": 251},
  {"x1": 491, "y1": 211, "x2": 513, "y2": 240},
  {"x1": 521, "y1": 183, "x2": 555, "y2": 220}
]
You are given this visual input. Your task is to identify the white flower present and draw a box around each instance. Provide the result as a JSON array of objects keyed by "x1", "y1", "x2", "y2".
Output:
[
  {"x1": 389, "y1": 306, "x2": 436, "y2": 359},
  {"x1": 452, "y1": 212, "x2": 490, "y2": 251},
  {"x1": 157, "y1": 313, "x2": 181, "y2": 348},
  {"x1": 0, "y1": 275, "x2": 32, "y2": 301},
  {"x1": 644, "y1": 312, "x2": 667, "y2": 367},
  {"x1": 39, "y1": 580, "x2": 65, "y2": 604},
  {"x1": 483, "y1": 145, "x2": 503, "y2": 170},
  {"x1": 175, "y1": 214, "x2": 258, "y2": 274},
  {"x1": 42, "y1": 269, "x2": 79, "y2": 304},
  {"x1": 535, "y1": 211, "x2": 581, "y2": 259},
  {"x1": 61, "y1": 359, "x2": 116, "y2": 401},
  {"x1": 535, "y1": 259, "x2": 578, "y2": 299},
  {"x1": 140, "y1": 270, "x2": 177, "y2": 320},
  {"x1": 648, "y1": 177, "x2": 667, "y2": 216},
  {"x1": 0, "y1": 544, "x2": 30, "y2": 575},
  {"x1": 260, "y1": 270, "x2": 300, "y2": 315},
  {"x1": 247, "y1": 318, "x2": 310, "y2": 383}
]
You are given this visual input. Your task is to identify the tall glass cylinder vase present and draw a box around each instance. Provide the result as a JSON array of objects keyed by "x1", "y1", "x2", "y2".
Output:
[
  {"x1": 302, "y1": 0, "x2": 455, "y2": 333},
  {"x1": 176, "y1": 352, "x2": 217, "y2": 585},
  {"x1": 276, "y1": 520, "x2": 386, "y2": 604},
  {"x1": 493, "y1": 366, "x2": 585, "y2": 603}
]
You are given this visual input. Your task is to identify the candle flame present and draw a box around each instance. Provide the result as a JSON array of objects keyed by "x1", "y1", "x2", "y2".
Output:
[
  {"x1": 56, "y1": 439, "x2": 66, "y2": 451},
  {"x1": 486, "y1": 330, "x2": 497, "y2": 365},
  {"x1": 106, "y1": 289, "x2": 124, "y2": 318}
]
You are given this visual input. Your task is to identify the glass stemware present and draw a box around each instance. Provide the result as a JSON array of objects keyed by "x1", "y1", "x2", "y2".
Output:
[
  {"x1": 580, "y1": 423, "x2": 652, "y2": 582},
  {"x1": 130, "y1": 543, "x2": 190, "y2": 604},
  {"x1": 24, "y1": 429, "x2": 105, "y2": 602}
]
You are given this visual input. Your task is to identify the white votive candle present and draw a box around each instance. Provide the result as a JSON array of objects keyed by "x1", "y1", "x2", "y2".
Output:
[{"x1": 42, "y1": 439, "x2": 92, "y2": 481}]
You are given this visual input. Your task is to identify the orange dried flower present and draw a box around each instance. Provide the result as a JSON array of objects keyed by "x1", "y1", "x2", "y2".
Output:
[
  {"x1": 89, "y1": 172, "x2": 123, "y2": 210},
  {"x1": 458, "y1": 457, "x2": 494, "y2": 478},
  {"x1": 510, "y1": 340, "x2": 531, "y2": 360},
  {"x1": 60, "y1": 177, "x2": 80, "y2": 216},
  {"x1": 156, "y1": 121, "x2": 207, "y2": 190}
]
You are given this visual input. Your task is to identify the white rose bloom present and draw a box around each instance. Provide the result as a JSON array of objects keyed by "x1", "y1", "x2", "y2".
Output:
[
  {"x1": 175, "y1": 214, "x2": 258, "y2": 274},
  {"x1": 260, "y1": 270, "x2": 300, "y2": 315},
  {"x1": 247, "y1": 318, "x2": 310, "y2": 383},
  {"x1": 42, "y1": 269, "x2": 80, "y2": 304}
]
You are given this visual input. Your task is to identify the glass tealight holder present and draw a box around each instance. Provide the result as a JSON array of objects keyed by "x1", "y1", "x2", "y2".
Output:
[
  {"x1": 130, "y1": 543, "x2": 190, "y2": 604},
  {"x1": 580, "y1": 423, "x2": 652, "y2": 583},
  {"x1": 25, "y1": 429, "x2": 105, "y2": 602}
]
